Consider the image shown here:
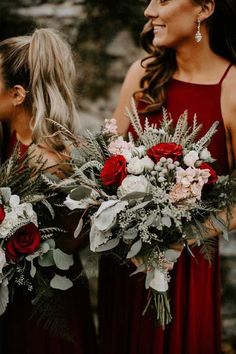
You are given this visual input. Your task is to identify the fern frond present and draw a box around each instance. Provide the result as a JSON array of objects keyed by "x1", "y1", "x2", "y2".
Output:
[
  {"x1": 195, "y1": 121, "x2": 219, "y2": 151},
  {"x1": 172, "y1": 110, "x2": 188, "y2": 143},
  {"x1": 125, "y1": 98, "x2": 143, "y2": 138}
]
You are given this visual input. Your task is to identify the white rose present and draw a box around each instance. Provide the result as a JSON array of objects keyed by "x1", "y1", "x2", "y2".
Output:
[
  {"x1": 142, "y1": 156, "x2": 155, "y2": 171},
  {"x1": 122, "y1": 150, "x2": 132, "y2": 162},
  {"x1": 183, "y1": 151, "x2": 199, "y2": 167},
  {"x1": 199, "y1": 148, "x2": 211, "y2": 161},
  {"x1": 0, "y1": 248, "x2": 6, "y2": 273},
  {"x1": 127, "y1": 156, "x2": 144, "y2": 175},
  {"x1": 118, "y1": 175, "x2": 150, "y2": 197},
  {"x1": 0, "y1": 211, "x2": 18, "y2": 238}
]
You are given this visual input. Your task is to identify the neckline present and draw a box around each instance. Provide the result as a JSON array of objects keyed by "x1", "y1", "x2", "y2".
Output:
[
  {"x1": 171, "y1": 78, "x2": 220, "y2": 87},
  {"x1": 171, "y1": 63, "x2": 233, "y2": 87}
]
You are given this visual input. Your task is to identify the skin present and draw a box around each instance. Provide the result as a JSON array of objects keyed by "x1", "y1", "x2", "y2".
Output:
[
  {"x1": 0, "y1": 70, "x2": 61, "y2": 169},
  {"x1": 0, "y1": 69, "x2": 86, "y2": 253},
  {"x1": 113, "y1": 0, "x2": 236, "y2": 254}
]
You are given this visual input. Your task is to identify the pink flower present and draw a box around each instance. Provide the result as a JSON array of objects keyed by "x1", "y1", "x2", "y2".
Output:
[
  {"x1": 108, "y1": 137, "x2": 134, "y2": 161},
  {"x1": 103, "y1": 118, "x2": 118, "y2": 135}
]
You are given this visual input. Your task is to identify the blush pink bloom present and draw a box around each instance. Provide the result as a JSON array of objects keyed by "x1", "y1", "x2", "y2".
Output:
[{"x1": 103, "y1": 118, "x2": 118, "y2": 135}]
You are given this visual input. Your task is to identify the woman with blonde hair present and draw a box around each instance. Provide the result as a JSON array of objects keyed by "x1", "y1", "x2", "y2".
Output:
[{"x1": 0, "y1": 28, "x2": 97, "y2": 354}]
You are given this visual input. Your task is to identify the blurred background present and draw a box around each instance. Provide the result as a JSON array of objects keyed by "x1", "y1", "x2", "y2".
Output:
[{"x1": 1, "y1": 0, "x2": 235, "y2": 352}]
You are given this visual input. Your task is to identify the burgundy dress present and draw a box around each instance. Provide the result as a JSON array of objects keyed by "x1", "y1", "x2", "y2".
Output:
[
  {"x1": 1, "y1": 132, "x2": 98, "y2": 354},
  {"x1": 98, "y1": 64, "x2": 232, "y2": 354}
]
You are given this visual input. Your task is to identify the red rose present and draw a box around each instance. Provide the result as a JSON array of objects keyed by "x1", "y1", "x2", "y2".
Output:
[
  {"x1": 199, "y1": 162, "x2": 218, "y2": 185},
  {"x1": 0, "y1": 205, "x2": 5, "y2": 223},
  {"x1": 147, "y1": 143, "x2": 183, "y2": 163},
  {"x1": 6, "y1": 223, "x2": 41, "y2": 262},
  {"x1": 100, "y1": 155, "x2": 127, "y2": 187}
]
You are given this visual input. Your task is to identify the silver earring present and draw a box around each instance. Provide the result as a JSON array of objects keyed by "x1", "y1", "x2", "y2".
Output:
[{"x1": 195, "y1": 18, "x2": 202, "y2": 43}]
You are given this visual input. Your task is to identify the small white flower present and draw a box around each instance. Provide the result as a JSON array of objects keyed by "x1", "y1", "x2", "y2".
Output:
[
  {"x1": 64, "y1": 194, "x2": 99, "y2": 210},
  {"x1": 127, "y1": 157, "x2": 144, "y2": 175},
  {"x1": 142, "y1": 156, "x2": 155, "y2": 171},
  {"x1": 118, "y1": 175, "x2": 150, "y2": 198},
  {"x1": 199, "y1": 148, "x2": 212, "y2": 161},
  {"x1": 183, "y1": 150, "x2": 199, "y2": 167}
]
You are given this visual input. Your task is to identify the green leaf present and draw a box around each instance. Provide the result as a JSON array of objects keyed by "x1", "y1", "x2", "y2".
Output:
[
  {"x1": 52, "y1": 249, "x2": 74, "y2": 270},
  {"x1": 70, "y1": 185, "x2": 92, "y2": 201},
  {"x1": 38, "y1": 250, "x2": 55, "y2": 267},
  {"x1": 74, "y1": 218, "x2": 83, "y2": 239},
  {"x1": 95, "y1": 237, "x2": 120, "y2": 252},
  {"x1": 210, "y1": 213, "x2": 229, "y2": 241},
  {"x1": 50, "y1": 274, "x2": 73, "y2": 290},
  {"x1": 126, "y1": 239, "x2": 142, "y2": 258},
  {"x1": 0, "y1": 281, "x2": 9, "y2": 316}
]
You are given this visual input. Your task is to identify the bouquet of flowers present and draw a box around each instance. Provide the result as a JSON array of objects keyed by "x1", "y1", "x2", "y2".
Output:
[
  {"x1": 53, "y1": 99, "x2": 236, "y2": 327},
  {"x1": 0, "y1": 147, "x2": 76, "y2": 318}
]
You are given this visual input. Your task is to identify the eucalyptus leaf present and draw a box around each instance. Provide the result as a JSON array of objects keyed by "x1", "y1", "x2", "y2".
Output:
[
  {"x1": 53, "y1": 249, "x2": 74, "y2": 270},
  {"x1": 29, "y1": 260, "x2": 37, "y2": 278},
  {"x1": 123, "y1": 228, "x2": 138, "y2": 241},
  {"x1": 95, "y1": 237, "x2": 120, "y2": 252},
  {"x1": 50, "y1": 274, "x2": 73, "y2": 290},
  {"x1": 74, "y1": 218, "x2": 83, "y2": 239},
  {"x1": 94, "y1": 200, "x2": 128, "y2": 232},
  {"x1": 126, "y1": 239, "x2": 142, "y2": 259},
  {"x1": 121, "y1": 192, "x2": 148, "y2": 200},
  {"x1": 89, "y1": 220, "x2": 112, "y2": 252},
  {"x1": 161, "y1": 216, "x2": 172, "y2": 228},
  {"x1": 0, "y1": 281, "x2": 9, "y2": 316},
  {"x1": 130, "y1": 263, "x2": 146, "y2": 276},
  {"x1": 38, "y1": 250, "x2": 55, "y2": 267},
  {"x1": 0, "y1": 187, "x2": 11, "y2": 204},
  {"x1": 70, "y1": 185, "x2": 92, "y2": 201},
  {"x1": 210, "y1": 213, "x2": 229, "y2": 241},
  {"x1": 129, "y1": 200, "x2": 151, "y2": 212}
]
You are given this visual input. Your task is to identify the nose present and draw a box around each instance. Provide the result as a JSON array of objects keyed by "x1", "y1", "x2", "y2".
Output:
[{"x1": 144, "y1": 0, "x2": 159, "y2": 19}]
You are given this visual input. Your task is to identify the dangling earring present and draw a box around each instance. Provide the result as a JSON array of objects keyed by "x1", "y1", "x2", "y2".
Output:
[{"x1": 195, "y1": 17, "x2": 202, "y2": 43}]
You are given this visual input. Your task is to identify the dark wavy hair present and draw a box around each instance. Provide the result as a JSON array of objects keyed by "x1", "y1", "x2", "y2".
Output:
[{"x1": 136, "y1": 0, "x2": 236, "y2": 113}]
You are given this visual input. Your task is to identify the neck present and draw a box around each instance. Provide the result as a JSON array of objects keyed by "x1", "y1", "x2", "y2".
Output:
[
  {"x1": 174, "y1": 35, "x2": 229, "y2": 83},
  {"x1": 11, "y1": 109, "x2": 33, "y2": 146}
]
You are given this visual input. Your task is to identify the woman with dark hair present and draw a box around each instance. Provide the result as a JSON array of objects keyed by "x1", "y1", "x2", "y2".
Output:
[
  {"x1": 98, "y1": 1, "x2": 236, "y2": 353},
  {"x1": 0, "y1": 28, "x2": 97, "y2": 354}
]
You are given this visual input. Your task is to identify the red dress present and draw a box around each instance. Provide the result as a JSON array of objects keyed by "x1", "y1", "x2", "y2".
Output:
[
  {"x1": 98, "y1": 65, "x2": 232, "y2": 354},
  {"x1": 1, "y1": 132, "x2": 98, "y2": 354}
]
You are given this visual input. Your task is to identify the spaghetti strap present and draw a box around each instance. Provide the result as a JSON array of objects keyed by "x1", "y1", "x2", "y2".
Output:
[{"x1": 218, "y1": 63, "x2": 233, "y2": 84}]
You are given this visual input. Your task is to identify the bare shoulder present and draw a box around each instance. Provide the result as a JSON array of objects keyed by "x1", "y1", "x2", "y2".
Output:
[
  {"x1": 222, "y1": 65, "x2": 236, "y2": 126},
  {"x1": 30, "y1": 145, "x2": 66, "y2": 177},
  {"x1": 113, "y1": 57, "x2": 149, "y2": 135}
]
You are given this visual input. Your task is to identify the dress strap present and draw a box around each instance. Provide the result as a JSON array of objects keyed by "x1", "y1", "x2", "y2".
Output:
[{"x1": 218, "y1": 63, "x2": 233, "y2": 84}]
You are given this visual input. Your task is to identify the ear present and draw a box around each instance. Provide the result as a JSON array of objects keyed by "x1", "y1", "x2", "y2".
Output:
[
  {"x1": 200, "y1": 0, "x2": 215, "y2": 21},
  {"x1": 11, "y1": 85, "x2": 28, "y2": 106}
]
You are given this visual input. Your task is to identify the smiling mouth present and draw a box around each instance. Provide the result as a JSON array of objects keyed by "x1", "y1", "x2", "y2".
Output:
[{"x1": 153, "y1": 25, "x2": 166, "y2": 34}]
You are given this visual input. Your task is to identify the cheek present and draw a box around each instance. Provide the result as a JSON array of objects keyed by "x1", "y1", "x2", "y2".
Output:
[{"x1": 0, "y1": 95, "x2": 13, "y2": 120}]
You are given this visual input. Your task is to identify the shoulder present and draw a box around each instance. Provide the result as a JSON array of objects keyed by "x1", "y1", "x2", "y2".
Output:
[
  {"x1": 222, "y1": 65, "x2": 236, "y2": 127},
  {"x1": 121, "y1": 58, "x2": 148, "y2": 93},
  {"x1": 113, "y1": 57, "x2": 152, "y2": 135},
  {"x1": 29, "y1": 145, "x2": 67, "y2": 178}
]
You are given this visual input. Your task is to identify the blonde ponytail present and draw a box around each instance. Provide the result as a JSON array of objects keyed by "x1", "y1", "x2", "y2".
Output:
[
  {"x1": 0, "y1": 28, "x2": 79, "y2": 153},
  {"x1": 28, "y1": 28, "x2": 79, "y2": 151}
]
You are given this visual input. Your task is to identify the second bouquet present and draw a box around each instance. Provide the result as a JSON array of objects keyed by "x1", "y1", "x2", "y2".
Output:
[{"x1": 53, "y1": 99, "x2": 236, "y2": 328}]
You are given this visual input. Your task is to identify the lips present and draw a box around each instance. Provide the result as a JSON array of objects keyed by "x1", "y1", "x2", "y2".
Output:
[{"x1": 153, "y1": 25, "x2": 166, "y2": 34}]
